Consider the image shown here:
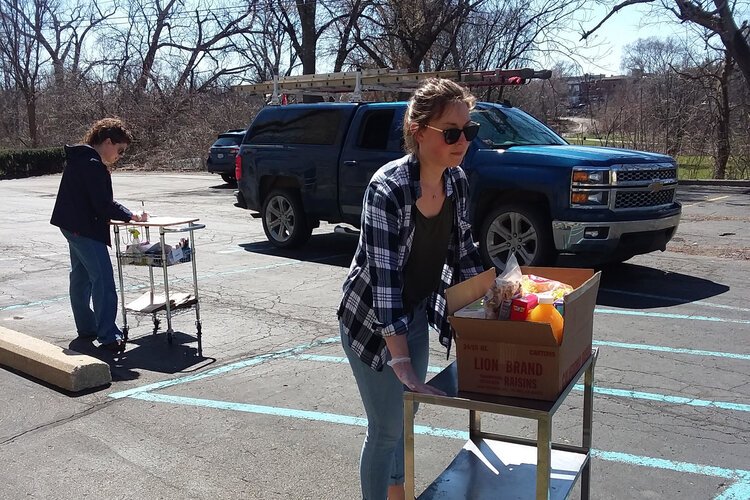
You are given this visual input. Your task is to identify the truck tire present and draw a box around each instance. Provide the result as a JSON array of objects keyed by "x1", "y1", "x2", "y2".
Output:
[
  {"x1": 261, "y1": 189, "x2": 312, "y2": 248},
  {"x1": 478, "y1": 204, "x2": 555, "y2": 271},
  {"x1": 221, "y1": 173, "x2": 236, "y2": 185}
]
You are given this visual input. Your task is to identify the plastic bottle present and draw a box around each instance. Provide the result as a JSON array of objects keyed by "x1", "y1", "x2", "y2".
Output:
[{"x1": 528, "y1": 294, "x2": 564, "y2": 345}]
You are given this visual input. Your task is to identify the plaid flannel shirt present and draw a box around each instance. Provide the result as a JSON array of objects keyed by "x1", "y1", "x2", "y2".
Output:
[{"x1": 337, "y1": 154, "x2": 484, "y2": 371}]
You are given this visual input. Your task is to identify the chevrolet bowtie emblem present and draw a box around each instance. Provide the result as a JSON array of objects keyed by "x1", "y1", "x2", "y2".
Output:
[{"x1": 648, "y1": 180, "x2": 664, "y2": 193}]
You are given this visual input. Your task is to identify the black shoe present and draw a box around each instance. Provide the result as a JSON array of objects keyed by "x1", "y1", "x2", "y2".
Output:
[{"x1": 99, "y1": 339, "x2": 126, "y2": 353}]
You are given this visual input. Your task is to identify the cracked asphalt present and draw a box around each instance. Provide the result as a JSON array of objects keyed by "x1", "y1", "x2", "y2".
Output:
[{"x1": 0, "y1": 172, "x2": 748, "y2": 499}]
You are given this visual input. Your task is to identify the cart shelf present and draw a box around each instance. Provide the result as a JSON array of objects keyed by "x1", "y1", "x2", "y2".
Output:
[{"x1": 418, "y1": 438, "x2": 588, "y2": 500}]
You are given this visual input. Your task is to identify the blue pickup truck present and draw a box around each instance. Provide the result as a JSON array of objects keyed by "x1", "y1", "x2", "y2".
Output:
[{"x1": 234, "y1": 101, "x2": 681, "y2": 269}]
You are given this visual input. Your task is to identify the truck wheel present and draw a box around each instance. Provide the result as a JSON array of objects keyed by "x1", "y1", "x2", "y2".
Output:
[
  {"x1": 479, "y1": 204, "x2": 555, "y2": 271},
  {"x1": 261, "y1": 189, "x2": 312, "y2": 248},
  {"x1": 221, "y1": 173, "x2": 236, "y2": 185}
]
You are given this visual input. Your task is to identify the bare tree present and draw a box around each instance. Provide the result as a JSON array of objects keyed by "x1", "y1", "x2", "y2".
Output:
[
  {"x1": 273, "y1": 0, "x2": 353, "y2": 75},
  {"x1": 236, "y1": 0, "x2": 299, "y2": 81},
  {"x1": 7, "y1": 0, "x2": 116, "y2": 88},
  {"x1": 0, "y1": 0, "x2": 44, "y2": 146},
  {"x1": 622, "y1": 37, "x2": 694, "y2": 156},
  {"x1": 347, "y1": 0, "x2": 482, "y2": 72},
  {"x1": 676, "y1": 48, "x2": 735, "y2": 178},
  {"x1": 582, "y1": 1, "x2": 750, "y2": 89}
]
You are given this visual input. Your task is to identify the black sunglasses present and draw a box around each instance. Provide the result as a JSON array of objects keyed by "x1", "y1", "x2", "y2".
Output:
[{"x1": 425, "y1": 122, "x2": 480, "y2": 145}]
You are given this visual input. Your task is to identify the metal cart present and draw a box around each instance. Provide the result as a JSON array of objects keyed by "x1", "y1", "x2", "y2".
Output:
[
  {"x1": 404, "y1": 348, "x2": 598, "y2": 500},
  {"x1": 112, "y1": 217, "x2": 205, "y2": 356}
]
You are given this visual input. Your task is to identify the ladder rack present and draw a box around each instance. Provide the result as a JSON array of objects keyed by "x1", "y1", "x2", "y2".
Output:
[{"x1": 233, "y1": 67, "x2": 551, "y2": 104}]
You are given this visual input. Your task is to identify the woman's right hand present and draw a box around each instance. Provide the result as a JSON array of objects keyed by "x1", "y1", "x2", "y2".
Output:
[
  {"x1": 390, "y1": 361, "x2": 446, "y2": 396},
  {"x1": 131, "y1": 211, "x2": 149, "y2": 222}
]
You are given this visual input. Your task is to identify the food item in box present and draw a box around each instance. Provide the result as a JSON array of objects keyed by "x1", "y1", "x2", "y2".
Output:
[
  {"x1": 520, "y1": 274, "x2": 574, "y2": 299},
  {"x1": 483, "y1": 253, "x2": 523, "y2": 319},
  {"x1": 527, "y1": 294, "x2": 564, "y2": 345},
  {"x1": 454, "y1": 297, "x2": 487, "y2": 319},
  {"x1": 483, "y1": 278, "x2": 520, "y2": 319},
  {"x1": 509, "y1": 294, "x2": 538, "y2": 321},
  {"x1": 554, "y1": 298, "x2": 564, "y2": 316}
]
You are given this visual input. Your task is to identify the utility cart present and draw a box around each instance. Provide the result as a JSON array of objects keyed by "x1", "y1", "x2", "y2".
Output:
[
  {"x1": 112, "y1": 217, "x2": 205, "y2": 356},
  {"x1": 404, "y1": 348, "x2": 598, "y2": 500}
]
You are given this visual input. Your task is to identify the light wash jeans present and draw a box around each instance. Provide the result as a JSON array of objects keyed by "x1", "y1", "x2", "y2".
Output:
[
  {"x1": 61, "y1": 229, "x2": 122, "y2": 344},
  {"x1": 341, "y1": 300, "x2": 430, "y2": 500}
]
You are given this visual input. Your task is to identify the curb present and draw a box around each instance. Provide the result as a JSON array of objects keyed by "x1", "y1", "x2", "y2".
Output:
[{"x1": 0, "y1": 326, "x2": 111, "y2": 392}]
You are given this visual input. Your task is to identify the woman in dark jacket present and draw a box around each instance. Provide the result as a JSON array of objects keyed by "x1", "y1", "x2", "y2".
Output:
[{"x1": 51, "y1": 118, "x2": 147, "y2": 352}]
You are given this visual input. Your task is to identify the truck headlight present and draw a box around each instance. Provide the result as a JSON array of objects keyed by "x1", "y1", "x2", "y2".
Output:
[
  {"x1": 572, "y1": 167, "x2": 610, "y2": 185},
  {"x1": 571, "y1": 190, "x2": 609, "y2": 208}
]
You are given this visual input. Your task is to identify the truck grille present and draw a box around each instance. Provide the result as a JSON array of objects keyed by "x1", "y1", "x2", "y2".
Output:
[
  {"x1": 614, "y1": 188, "x2": 675, "y2": 209},
  {"x1": 617, "y1": 167, "x2": 677, "y2": 183}
]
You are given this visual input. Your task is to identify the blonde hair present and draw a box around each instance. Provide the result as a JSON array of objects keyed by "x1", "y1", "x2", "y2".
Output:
[
  {"x1": 402, "y1": 78, "x2": 476, "y2": 154},
  {"x1": 82, "y1": 118, "x2": 133, "y2": 146}
]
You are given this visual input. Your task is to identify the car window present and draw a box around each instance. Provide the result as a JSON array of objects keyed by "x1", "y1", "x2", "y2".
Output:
[
  {"x1": 471, "y1": 106, "x2": 566, "y2": 148},
  {"x1": 246, "y1": 108, "x2": 343, "y2": 145},
  {"x1": 356, "y1": 109, "x2": 396, "y2": 151},
  {"x1": 213, "y1": 136, "x2": 243, "y2": 147}
]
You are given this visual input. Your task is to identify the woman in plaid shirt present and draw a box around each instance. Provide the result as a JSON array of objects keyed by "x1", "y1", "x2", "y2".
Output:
[{"x1": 338, "y1": 78, "x2": 485, "y2": 500}]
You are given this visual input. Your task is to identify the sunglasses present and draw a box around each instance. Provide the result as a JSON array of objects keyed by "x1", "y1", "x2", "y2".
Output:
[{"x1": 425, "y1": 122, "x2": 480, "y2": 145}]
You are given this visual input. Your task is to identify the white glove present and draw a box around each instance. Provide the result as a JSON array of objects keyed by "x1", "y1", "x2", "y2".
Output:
[{"x1": 388, "y1": 358, "x2": 446, "y2": 396}]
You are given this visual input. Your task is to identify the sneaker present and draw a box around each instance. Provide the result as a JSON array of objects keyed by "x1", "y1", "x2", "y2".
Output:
[{"x1": 99, "y1": 339, "x2": 126, "y2": 353}]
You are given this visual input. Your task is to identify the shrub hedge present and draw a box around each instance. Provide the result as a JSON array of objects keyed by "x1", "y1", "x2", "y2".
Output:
[{"x1": 0, "y1": 147, "x2": 66, "y2": 180}]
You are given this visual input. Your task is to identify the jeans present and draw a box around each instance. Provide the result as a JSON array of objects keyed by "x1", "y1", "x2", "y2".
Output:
[
  {"x1": 61, "y1": 229, "x2": 122, "y2": 344},
  {"x1": 341, "y1": 301, "x2": 430, "y2": 500}
]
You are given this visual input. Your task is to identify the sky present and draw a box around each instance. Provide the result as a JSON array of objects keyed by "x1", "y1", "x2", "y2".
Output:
[{"x1": 560, "y1": 3, "x2": 691, "y2": 76}]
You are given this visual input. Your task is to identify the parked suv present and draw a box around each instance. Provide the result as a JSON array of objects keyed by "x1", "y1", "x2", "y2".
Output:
[
  {"x1": 206, "y1": 129, "x2": 246, "y2": 184},
  {"x1": 234, "y1": 102, "x2": 681, "y2": 269}
]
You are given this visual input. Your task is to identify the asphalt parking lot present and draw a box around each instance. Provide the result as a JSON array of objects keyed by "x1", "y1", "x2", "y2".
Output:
[{"x1": 1, "y1": 172, "x2": 748, "y2": 499}]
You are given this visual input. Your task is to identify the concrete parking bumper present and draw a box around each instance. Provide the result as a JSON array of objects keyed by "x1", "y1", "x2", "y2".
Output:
[{"x1": 0, "y1": 326, "x2": 111, "y2": 392}]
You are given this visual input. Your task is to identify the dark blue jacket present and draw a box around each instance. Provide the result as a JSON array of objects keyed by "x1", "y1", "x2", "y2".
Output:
[{"x1": 50, "y1": 144, "x2": 133, "y2": 246}]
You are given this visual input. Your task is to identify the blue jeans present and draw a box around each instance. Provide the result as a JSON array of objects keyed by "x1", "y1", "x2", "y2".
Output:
[
  {"x1": 61, "y1": 229, "x2": 122, "y2": 344},
  {"x1": 341, "y1": 301, "x2": 430, "y2": 500}
]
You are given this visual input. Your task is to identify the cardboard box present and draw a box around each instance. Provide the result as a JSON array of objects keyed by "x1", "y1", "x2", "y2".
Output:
[{"x1": 447, "y1": 266, "x2": 600, "y2": 401}]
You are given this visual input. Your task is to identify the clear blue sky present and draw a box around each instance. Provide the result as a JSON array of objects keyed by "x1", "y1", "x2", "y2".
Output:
[{"x1": 562, "y1": 3, "x2": 689, "y2": 76}]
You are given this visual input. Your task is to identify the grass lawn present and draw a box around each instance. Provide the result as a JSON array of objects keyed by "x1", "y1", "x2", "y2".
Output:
[{"x1": 563, "y1": 135, "x2": 747, "y2": 180}]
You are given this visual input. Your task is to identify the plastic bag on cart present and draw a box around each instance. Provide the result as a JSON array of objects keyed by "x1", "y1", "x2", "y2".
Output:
[{"x1": 483, "y1": 253, "x2": 522, "y2": 319}]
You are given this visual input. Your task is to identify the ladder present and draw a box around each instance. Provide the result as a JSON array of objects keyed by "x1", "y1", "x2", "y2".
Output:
[{"x1": 233, "y1": 67, "x2": 551, "y2": 104}]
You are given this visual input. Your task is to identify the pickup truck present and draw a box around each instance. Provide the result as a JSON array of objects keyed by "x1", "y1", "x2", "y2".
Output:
[{"x1": 234, "y1": 101, "x2": 681, "y2": 269}]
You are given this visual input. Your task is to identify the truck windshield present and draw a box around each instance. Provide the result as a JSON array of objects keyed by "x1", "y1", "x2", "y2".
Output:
[{"x1": 470, "y1": 106, "x2": 567, "y2": 149}]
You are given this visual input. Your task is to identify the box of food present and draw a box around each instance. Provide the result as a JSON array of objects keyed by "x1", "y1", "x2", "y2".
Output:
[{"x1": 447, "y1": 266, "x2": 600, "y2": 401}]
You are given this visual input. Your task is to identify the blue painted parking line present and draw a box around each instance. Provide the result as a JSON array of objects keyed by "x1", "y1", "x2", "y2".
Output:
[
  {"x1": 126, "y1": 392, "x2": 750, "y2": 498},
  {"x1": 109, "y1": 333, "x2": 750, "y2": 499},
  {"x1": 292, "y1": 354, "x2": 750, "y2": 413},
  {"x1": 599, "y1": 288, "x2": 750, "y2": 313},
  {"x1": 594, "y1": 307, "x2": 750, "y2": 325},
  {"x1": 109, "y1": 336, "x2": 341, "y2": 399},
  {"x1": 592, "y1": 340, "x2": 750, "y2": 361}
]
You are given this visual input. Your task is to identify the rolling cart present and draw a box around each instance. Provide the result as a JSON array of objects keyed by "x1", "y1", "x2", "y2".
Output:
[
  {"x1": 404, "y1": 348, "x2": 598, "y2": 500},
  {"x1": 112, "y1": 217, "x2": 205, "y2": 356}
]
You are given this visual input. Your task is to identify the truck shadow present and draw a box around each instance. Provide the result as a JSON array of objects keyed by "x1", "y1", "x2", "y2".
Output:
[
  {"x1": 239, "y1": 232, "x2": 358, "y2": 267},
  {"x1": 240, "y1": 233, "x2": 729, "y2": 309},
  {"x1": 592, "y1": 261, "x2": 729, "y2": 309}
]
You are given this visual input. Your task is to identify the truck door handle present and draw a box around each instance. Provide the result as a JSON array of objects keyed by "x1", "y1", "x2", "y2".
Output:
[{"x1": 343, "y1": 161, "x2": 357, "y2": 167}]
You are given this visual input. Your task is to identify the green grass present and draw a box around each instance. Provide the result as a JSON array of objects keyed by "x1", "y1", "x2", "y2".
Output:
[{"x1": 563, "y1": 136, "x2": 749, "y2": 179}]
